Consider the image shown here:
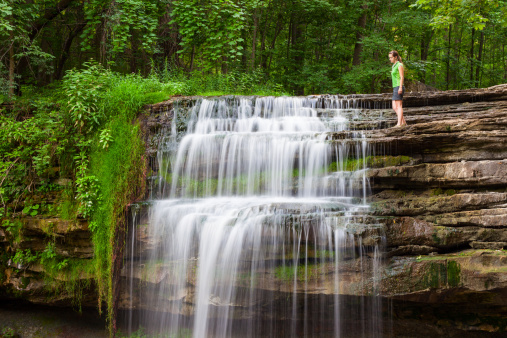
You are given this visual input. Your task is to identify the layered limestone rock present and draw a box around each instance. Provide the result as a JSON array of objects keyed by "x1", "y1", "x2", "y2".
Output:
[
  {"x1": 0, "y1": 211, "x2": 96, "y2": 306},
  {"x1": 120, "y1": 86, "x2": 507, "y2": 334},
  {"x1": 353, "y1": 89, "x2": 507, "y2": 333}
]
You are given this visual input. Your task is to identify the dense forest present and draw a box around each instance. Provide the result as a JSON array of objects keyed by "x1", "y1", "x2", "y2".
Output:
[{"x1": 2, "y1": 0, "x2": 507, "y2": 97}]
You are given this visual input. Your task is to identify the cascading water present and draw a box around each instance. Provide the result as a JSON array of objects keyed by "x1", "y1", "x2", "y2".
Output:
[{"x1": 123, "y1": 96, "x2": 386, "y2": 337}]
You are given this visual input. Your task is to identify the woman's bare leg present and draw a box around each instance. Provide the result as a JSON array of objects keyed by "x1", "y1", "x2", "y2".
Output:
[
  {"x1": 393, "y1": 100, "x2": 406, "y2": 126},
  {"x1": 398, "y1": 100, "x2": 406, "y2": 126},
  {"x1": 398, "y1": 101, "x2": 407, "y2": 126},
  {"x1": 392, "y1": 100, "x2": 400, "y2": 126}
]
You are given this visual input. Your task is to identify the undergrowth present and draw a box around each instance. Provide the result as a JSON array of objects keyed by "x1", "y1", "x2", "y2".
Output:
[{"x1": 148, "y1": 62, "x2": 288, "y2": 96}]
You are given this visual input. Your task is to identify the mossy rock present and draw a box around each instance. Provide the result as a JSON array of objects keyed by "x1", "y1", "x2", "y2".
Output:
[{"x1": 328, "y1": 155, "x2": 413, "y2": 172}]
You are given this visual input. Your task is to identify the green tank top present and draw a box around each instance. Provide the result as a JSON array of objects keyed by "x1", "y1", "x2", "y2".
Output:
[{"x1": 391, "y1": 61, "x2": 402, "y2": 87}]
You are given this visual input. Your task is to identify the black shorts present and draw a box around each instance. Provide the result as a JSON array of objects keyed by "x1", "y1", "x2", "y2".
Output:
[{"x1": 393, "y1": 86, "x2": 405, "y2": 100}]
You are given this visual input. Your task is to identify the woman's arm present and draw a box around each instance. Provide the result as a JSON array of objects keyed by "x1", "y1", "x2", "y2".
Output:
[{"x1": 398, "y1": 64, "x2": 404, "y2": 93}]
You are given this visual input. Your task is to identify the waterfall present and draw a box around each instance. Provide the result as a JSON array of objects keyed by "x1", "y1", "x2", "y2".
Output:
[{"x1": 122, "y1": 96, "x2": 386, "y2": 337}]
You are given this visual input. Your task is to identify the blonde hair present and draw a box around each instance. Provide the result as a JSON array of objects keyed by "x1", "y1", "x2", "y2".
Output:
[{"x1": 389, "y1": 50, "x2": 402, "y2": 62}]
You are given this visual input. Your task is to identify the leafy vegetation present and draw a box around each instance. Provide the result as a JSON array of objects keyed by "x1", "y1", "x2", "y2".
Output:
[
  {"x1": 0, "y1": 63, "x2": 168, "y2": 332},
  {"x1": 2, "y1": 0, "x2": 507, "y2": 99}
]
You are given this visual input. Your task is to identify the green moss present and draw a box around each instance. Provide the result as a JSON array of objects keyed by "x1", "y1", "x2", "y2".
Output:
[
  {"x1": 70, "y1": 73, "x2": 151, "y2": 332},
  {"x1": 326, "y1": 155, "x2": 413, "y2": 172},
  {"x1": 274, "y1": 263, "x2": 324, "y2": 282},
  {"x1": 315, "y1": 250, "x2": 335, "y2": 259},
  {"x1": 432, "y1": 230, "x2": 442, "y2": 245},
  {"x1": 327, "y1": 162, "x2": 337, "y2": 172},
  {"x1": 89, "y1": 115, "x2": 145, "y2": 329},
  {"x1": 39, "y1": 220, "x2": 56, "y2": 237},
  {"x1": 423, "y1": 262, "x2": 447, "y2": 288},
  {"x1": 418, "y1": 258, "x2": 462, "y2": 289},
  {"x1": 368, "y1": 155, "x2": 412, "y2": 168},
  {"x1": 432, "y1": 188, "x2": 443, "y2": 196},
  {"x1": 171, "y1": 173, "x2": 273, "y2": 197},
  {"x1": 417, "y1": 250, "x2": 507, "y2": 263},
  {"x1": 326, "y1": 159, "x2": 363, "y2": 172},
  {"x1": 158, "y1": 159, "x2": 172, "y2": 184},
  {"x1": 447, "y1": 260, "x2": 461, "y2": 287},
  {"x1": 274, "y1": 265, "x2": 297, "y2": 281},
  {"x1": 444, "y1": 189, "x2": 456, "y2": 196},
  {"x1": 42, "y1": 257, "x2": 95, "y2": 309}
]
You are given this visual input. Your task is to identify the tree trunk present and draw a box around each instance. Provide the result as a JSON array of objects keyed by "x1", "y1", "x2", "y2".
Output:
[
  {"x1": 491, "y1": 34, "x2": 495, "y2": 81},
  {"x1": 291, "y1": 15, "x2": 304, "y2": 95},
  {"x1": 142, "y1": 50, "x2": 150, "y2": 76},
  {"x1": 352, "y1": 4, "x2": 368, "y2": 66},
  {"x1": 287, "y1": 18, "x2": 292, "y2": 61},
  {"x1": 190, "y1": 45, "x2": 195, "y2": 72},
  {"x1": 160, "y1": 3, "x2": 182, "y2": 68},
  {"x1": 371, "y1": 50, "x2": 379, "y2": 93},
  {"x1": 251, "y1": 8, "x2": 259, "y2": 69},
  {"x1": 476, "y1": 30, "x2": 484, "y2": 86},
  {"x1": 221, "y1": 55, "x2": 227, "y2": 74},
  {"x1": 54, "y1": 21, "x2": 86, "y2": 79},
  {"x1": 420, "y1": 30, "x2": 433, "y2": 83},
  {"x1": 470, "y1": 28, "x2": 475, "y2": 83},
  {"x1": 267, "y1": 14, "x2": 283, "y2": 69},
  {"x1": 503, "y1": 44, "x2": 506, "y2": 81},
  {"x1": 241, "y1": 28, "x2": 248, "y2": 69},
  {"x1": 129, "y1": 35, "x2": 138, "y2": 73},
  {"x1": 260, "y1": 8, "x2": 268, "y2": 69},
  {"x1": 446, "y1": 24, "x2": 451, "y2": 90},
  {"x1": 455, "y1": 24, "x2": 463, "y2": 89},
  {"x1": 8, "y1": 31, "x2": 15, "y2": 99}
]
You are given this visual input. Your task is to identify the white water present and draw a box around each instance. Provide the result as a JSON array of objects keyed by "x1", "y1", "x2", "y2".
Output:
[{"x1": 125, "y1": 96, "x2": 385, "y2": 337}]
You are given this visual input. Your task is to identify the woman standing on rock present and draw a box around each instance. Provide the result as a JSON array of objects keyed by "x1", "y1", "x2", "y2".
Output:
[{"x1": 389, "y1": 50, "x2": 406, "y2": 127}]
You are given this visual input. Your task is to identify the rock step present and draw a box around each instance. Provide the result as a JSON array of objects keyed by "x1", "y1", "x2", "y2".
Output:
[
  {"x1": 313, "y1": 84, "x2": 507, "y2": 108},
  {"x1": 367, "y1": 160, "x2": 507, "y2": 189},
  {"x1": 382, "y1": 217, "x2": 507, "y2": 250},
  {"x1": 423, "y1": 208, "x2": 507, "y2": 228},
  {"x1": 383, "y1": 249, "x2": 507, "y2": 299},
  {"x1": 470, "y1": 241, "x2": 507, "y2": 250},
  {"x1": 371, "y1": 192, "x2": 507, "y2": 217}
]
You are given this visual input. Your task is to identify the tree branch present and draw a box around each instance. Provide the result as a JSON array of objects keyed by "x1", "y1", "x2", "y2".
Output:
[{"x1": 28, "y1": 0, "x2": 75, "y2": 41}]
